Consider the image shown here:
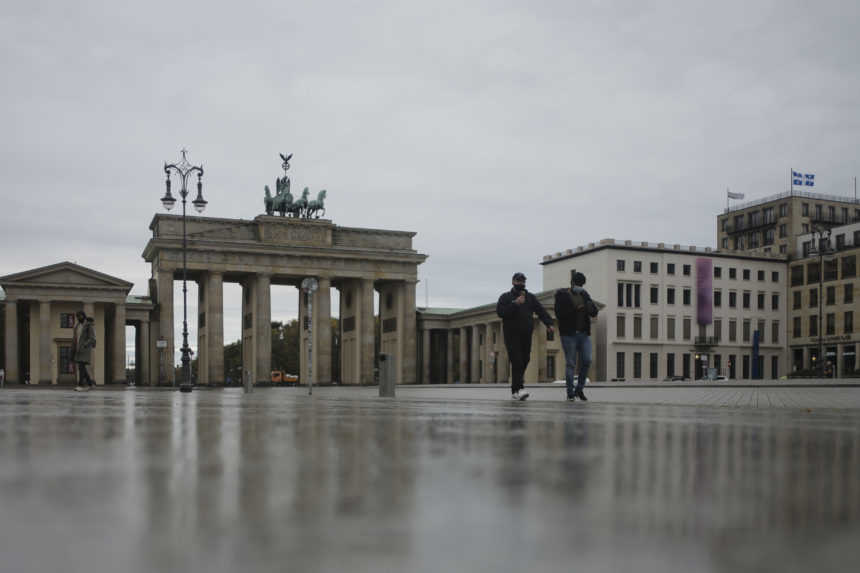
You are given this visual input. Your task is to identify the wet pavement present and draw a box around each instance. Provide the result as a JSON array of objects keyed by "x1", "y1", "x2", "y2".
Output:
[{"x1": 1, "y1": 387, "x2": 859, "y2": 573}]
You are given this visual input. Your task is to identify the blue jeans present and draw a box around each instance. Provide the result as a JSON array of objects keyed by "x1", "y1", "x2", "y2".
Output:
[{"x1": 561, "y1": 333, "x2": 591, "y2": 396}]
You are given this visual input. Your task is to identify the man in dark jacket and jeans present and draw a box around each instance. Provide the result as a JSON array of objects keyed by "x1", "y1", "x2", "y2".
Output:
[
  {"x1": 497, "y1": 272, "x2": 554, "y2": 401},
  {"x1": 554, "y1": 272, "x2": 598, "y2": 401}
]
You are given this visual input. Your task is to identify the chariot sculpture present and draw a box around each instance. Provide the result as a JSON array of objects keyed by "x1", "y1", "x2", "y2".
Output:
[{"x1": 263, "y1": 153, "x2": 327, "y2": 219}]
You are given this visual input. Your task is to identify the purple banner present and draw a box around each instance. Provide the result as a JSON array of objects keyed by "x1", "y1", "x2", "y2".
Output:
[{"x1": 696, "y1": 258, "x2": 713, "y2": 326}]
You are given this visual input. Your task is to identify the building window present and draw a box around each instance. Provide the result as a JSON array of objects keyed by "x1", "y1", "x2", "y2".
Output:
[
  {"x1": 683, "y1": 264, "x2": 691, "y2": 276},
  {"x1": 722, "y1": 238, "x2": 729, "y2": 249},
  {"x1": 667, "y1": 353, "x2": 675, "y2": 377},
  {"x1": 743, "y1": 269, "x2": 751, "y2": 280},
  {"x1": 791, "y1": 266, "x2": 804, "y2": 287},
  {"x1": 58, "y1": 345, "x2": 75, "y2": 375},
  {"x1": 779, "y1": 223, "x2": 787, "y2": 238},
  {"x1": 616, "y1": 282, "x2": 641, "y2": 308},
  {"x1": 714, "y1": 266, "x2": 722, "y2": 278},
  {"x1": 683, "y1": 318, "x2": 691, "y2": 340},
  {"x1": 826, "y1": 286, "x2": 836, "y2": 305},
  {"x1": 780, "y1": 245, "x2": 787, "y2": 254},
  {"x1": 802, "y1": 223, "x2": 809, "y2": 233},
  {"x1": 743, "y1": 355, "x2": 750, "y2": 379},
  {"x1": 845, "y1": 284, "x2": 854, "y2": 304},
  {"x1": 809, "y1": 315, "x2": 818, "y2": 337},
  {"x1": 714, "y1": 290, "x2": 722, "y2": 307},
  {"x1": 825, "y1": 259, "x2": 838, "y2": 282},
  {"x1": 772, "y1": 321, "x2": 779, "y2": 343},
  {"x1": 836, "y1": 234, "x2": 846, "y2": 250},
  {"x1": 60, "y1": 313, "x2": 76, "y2": 328},
  {"x1": 617, "y1": 353, "x2": 625, "y2": 379},
  {"x1": 618, "y1": 283, "x2": 624, "y2": 306},
  {"x1": 683, "y1": 288, "x2": 691, "y2": 305},
  {"x1": 633, "y1": 315, "x2": 642, "y2": 339},
  {"x1": 764, "y1": 229, "x2": 775, "y2": 245},
  {"x1": 546, "y1": 356, "x2": 556, "y2": 380},
  {"x1": 729, "y1": 291, "x2": 737, "y2": 308},
  {"x1": 617, "y1": 315, "x2": 626, "y2": 338},
  {"x1": 809, "y1": 288, "x2": 818, "y2": 308},
  {"x1": 779, "y1": 203, "x2": 788, "y2": 217},
  {"x1": 815, "y1": 204, "x2": 822, "y2": 219},
  {"x1": 633, "y1": 353, "x2": 642, "y2": 378},
  {"x1": 633, "y1": 260, "x2": 642, "y2": 272},
  {"x1": 772, "y1": 271, "x2": 779, "y2": 282},
  {"x1": 650, "y1": 286, "x2": 658, "y2": 304},
  {"x1": 634, "y1": 284, "x2": 641, "y2": 307},
  {"x1": 650, "y1": 262, "x2": 658, "y2": 273},
  {"x1": 758, "y1": 320, "x2": 766, "y2": 343},
  {"x1": 808, "y1": 262, "x2": 820, "y2": 283},
  {"x1": 742, "y1": 292, "x2": 751, "y2": 309},
  {"x1": 667, "y1": 287, "x2": 676, "y2": 305},
  {"x1": 802, "y1": 203, "x2": 809, "y2": 216},
  {"x1": 617, "y1": 259, "x2": 625, "y2": 271},
  {"x1": 743, "y1": 320, "x2": 751, "y2": 342},
  {"x1": 846, "y1": 311, "x2": 854, "y2": 334},
  {"x1": 826, "y1": 313, "x2": 836, "y2": 335},
  {"x1": 771, "y1": 293, "x2": 779, "y2": 310},
  {"x1": 843, "y1": 255, "x2": 857, "y2": 278},
  {"x1": 667, "y1": 263, "x2": 675, "y2": 275},
  {"x1": 714, "y1": 319, "x2": 722, "y2": 341},
  {"x1": 729, "y1": 268, "x2": 737, "y2": 279},
  {"x1": 757, "y1": 270, "x2": 765, "y2": 281},
  {"x1": 650, "y1": 353, "x2": 658, "y2": 379},
  {"x1": 793, "y1": 317, "x2": 801, "y2": 338},
  {"x1": 667, "y1": 317, "x2": 676, "y2": 340},
  {"x1": 650, "y1": 315, "x2": 659, "y2": 339},
  {"x1": 793, "y1": 291, "x2": 801, "y2": 309},
  {"x1": 682, "y1": 354, "x2": 691, "y2": 378}
]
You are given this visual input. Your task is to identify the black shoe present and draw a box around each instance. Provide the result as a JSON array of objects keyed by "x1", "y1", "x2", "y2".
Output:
[{"x1": 575, "y1": 389, "x2": 587, "y2": 401}]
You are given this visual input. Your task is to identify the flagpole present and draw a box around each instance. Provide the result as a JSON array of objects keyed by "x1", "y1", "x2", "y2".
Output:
[{"x1": 790, "y1": 167, "x2": 793, "y2": 195}]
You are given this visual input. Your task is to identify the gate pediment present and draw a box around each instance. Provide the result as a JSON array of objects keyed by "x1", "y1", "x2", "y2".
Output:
[{"x1": 257, "y1": 217, "x2": 333, "y2": 247}]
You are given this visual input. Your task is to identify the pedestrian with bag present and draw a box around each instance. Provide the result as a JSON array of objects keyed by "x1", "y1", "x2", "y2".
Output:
[
  {"x1": 554, "y1": 272, "x2": 598, "y2": 401},
  {"x1": 497, "y1": 272, "x2": 554, "y2": 401},
  {"x1": 73, "y1": 311, "x2": 97, "y2": 391}
]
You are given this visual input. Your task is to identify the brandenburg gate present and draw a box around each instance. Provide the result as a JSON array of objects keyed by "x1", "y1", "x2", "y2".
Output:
[{"x1": 142, "y1": 214, "x2": 427, "y2": 386}]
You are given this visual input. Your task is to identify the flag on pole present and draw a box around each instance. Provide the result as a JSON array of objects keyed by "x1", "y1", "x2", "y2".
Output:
[
  {"x1": 792, "y1": 170, "x2": 815, "y2": 187},
  {"x1": 727, "y1": 190, "x2": 744, "y2": 199}
]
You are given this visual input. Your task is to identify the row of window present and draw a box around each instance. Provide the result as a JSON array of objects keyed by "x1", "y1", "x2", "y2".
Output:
[
  {"x1": 617, "y1": 282, "x2": 781, "y2": 311},
  {"x1": 801, "y1": 231, "x2": 860, "y2": 256},
  {"x1": 616, "y1": 351, "x2": 779, "y2": 380},
  {"x1": 616, "y1": 260, "x2": 692, "y2": 275},
  {"x1": 712, "y1": 267, "x2": 780, "y2": 282},
  {"x1": 792, "y1": 284, "x2": 855, "y2": 309},
  {"x1": 616, "y1": 260, "x2": 783, "y2": 283},
  {"x1": 720, "y1": 204, "x2": 860, "y2": 232},
  {"x1": 616, "y1": 315, "x2": 780, "y2": 344},
  {"x1": 792, "y1": 312, "x2": 854, "y2": 338},
  {"x1": 790, "y1": 256, "x2": 857, "y2": 286},
  {"x1": 722, "y1": 229, "x2": 786, "y2": 250}
]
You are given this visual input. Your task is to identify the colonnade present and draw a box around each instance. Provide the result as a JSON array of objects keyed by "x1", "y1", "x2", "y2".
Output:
[{"x1": 418, "y1": 321, "x2": 517, "y2": 384}]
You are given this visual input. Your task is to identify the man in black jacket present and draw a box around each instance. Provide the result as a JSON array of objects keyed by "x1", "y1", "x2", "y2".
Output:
[
  {"x1": 497, "y1": 272, "x2": 554, "y2": 401},
  {"x1": 554, "y1": 272, "x2": 598, "y2": 401}
]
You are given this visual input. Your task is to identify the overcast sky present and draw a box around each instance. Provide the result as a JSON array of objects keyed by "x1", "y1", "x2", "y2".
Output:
[{"x1": 2, "y1": 0, "x2": 860, "y2": 361}]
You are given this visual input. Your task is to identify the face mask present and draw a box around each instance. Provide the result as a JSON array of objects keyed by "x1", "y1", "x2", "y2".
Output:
[{"x1": 513, "y1": 284, "x2": 525, "y2": 292}]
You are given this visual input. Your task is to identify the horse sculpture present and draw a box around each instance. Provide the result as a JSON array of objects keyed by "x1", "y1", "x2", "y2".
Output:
[
  {"x1": 306, "y1": 189, "x2": 327, "y2": 219},
  {"x1": 264, "y1": 185, "x2": 274, "y2": 216},
  {"x1": 289, "y1": 187, "x2": 310, "y2": 218}
]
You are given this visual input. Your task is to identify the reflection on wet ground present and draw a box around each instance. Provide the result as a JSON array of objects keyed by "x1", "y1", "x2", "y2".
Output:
[{"x1": 1, "y1": 388, "x2": 859, "y2": 573}]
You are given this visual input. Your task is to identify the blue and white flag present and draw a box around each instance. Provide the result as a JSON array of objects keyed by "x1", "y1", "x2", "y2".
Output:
[{"x1": 792, "y1": 170, "x2": 814, "y2": 187}]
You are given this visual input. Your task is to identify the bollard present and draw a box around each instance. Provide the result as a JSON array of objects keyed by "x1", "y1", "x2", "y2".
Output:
[
  {"x1": 378, "y1": 353, "x2": 395, "y2": 397},
  {"x1": 244, "y1": 368, "x2": 253, "y2": 394}
]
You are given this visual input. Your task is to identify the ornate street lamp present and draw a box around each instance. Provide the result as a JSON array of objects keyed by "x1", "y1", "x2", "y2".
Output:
[
  {"x1": 161, "y1": 149, "x2": 206, "y2": 393},
  {"x1": 809, "y1": 225, "x2": 834, "y2": 377}
]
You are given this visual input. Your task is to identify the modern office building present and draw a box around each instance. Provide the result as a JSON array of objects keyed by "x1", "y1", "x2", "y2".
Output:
[
  {"x1": 788, "y1": 221, "x2": 860, "y2": 376},
  {"x1": 541, "y1": 240, "x2": 788, "y2": 381}
]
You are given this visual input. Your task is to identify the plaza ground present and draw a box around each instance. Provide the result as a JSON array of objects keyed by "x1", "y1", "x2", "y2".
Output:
[{"x1": 1, "y1": 385, "x2": 859, "y2": 572}]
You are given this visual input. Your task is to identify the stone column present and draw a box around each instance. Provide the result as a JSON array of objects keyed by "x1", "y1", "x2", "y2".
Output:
[
  {"x1": 497, "y1": 321, "x2": 509, "y2": 383},
  {"x1": 112, "y1": 301, "x2": 126, "y2": 385},
  {"x1": 422, "y1": 327, "x2": 432, "y2": 384},
  {"x1": 471, "y1": 324, "x2": 481, "y2": 383},
  {"x1": 156, "y1": 270, "x2": 175, "y2": 386},
  {"x1": 315, "y1": 277, "x2": 332, "y2": 384},
  {"x1": 445, "y1": 329, "x2": 455, "y2": 384},
  {"x1": 482, "y1": 323, "x2": 493, "y2": 383},
  {"x1": 459, "y1": 327, "x2": 468, "y2": 383},
  {"x1": 4, "y1": 301, "x2": 18, "y2": 383},
  {"x1": 400, "y1": 280, "x2": 417, "y2": 384},
  {"x1": 254, "y1": 274, "x2": 271, "y2": 385},
  {"x1": 206, "y1": 272, "x2": 224, "y2": 385},
  {"x1": 3, "y1": 300, "x2": 22, "y2": 382},
  {"x1": 139, "y1": 320, "x2": 150, "y2": 387},
  {"x1": 360, "y1": 278, "x2": 375, "y2": 384},
  {"x1": 38, "y1": 301, "x2": 51, "y2": 384}
]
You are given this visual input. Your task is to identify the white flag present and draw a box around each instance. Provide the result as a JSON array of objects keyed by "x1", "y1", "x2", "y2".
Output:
[{"x1": 727, "y1": 191, "x2": 744, "y2": 199}]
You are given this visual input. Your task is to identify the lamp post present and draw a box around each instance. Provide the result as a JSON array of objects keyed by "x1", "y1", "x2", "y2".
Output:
[
  {"x1": 161, "y1": 149, "x2": 206, "y2": 393},
  {"x1": 810, "y1": 225, "x2": 833, "y2": 377}
]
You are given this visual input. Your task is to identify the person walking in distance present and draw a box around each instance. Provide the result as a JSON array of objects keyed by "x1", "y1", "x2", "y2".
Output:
[
  {"x1": 73, "y1": 311, "x2": 97, "y2": 391},
  {"x1": 497, "y1": 272, "x2": 554, "y2": 401},
  {"x1": 554, "y1": 272, "x2": 598, "y2": 401}
]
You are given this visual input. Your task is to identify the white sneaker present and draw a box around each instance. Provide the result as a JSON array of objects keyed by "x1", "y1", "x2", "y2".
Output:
[
  {"x1": 512, "y1": 390, "x2": 529, "y2": 401},
  {"x1": 74, "y1": 386, "x2": 84, "y2": 392}
]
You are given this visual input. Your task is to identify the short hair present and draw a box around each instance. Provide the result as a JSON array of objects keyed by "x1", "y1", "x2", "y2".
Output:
[
  {"x1": 512, "y1": 272, "x2": 527, "y2": 281},
  {"x1": 571, "y1": 272, "x2": 586, "y2": 286},
  {"x1": 76, "y1": 310, "x2": 87, "y2": 320}
]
